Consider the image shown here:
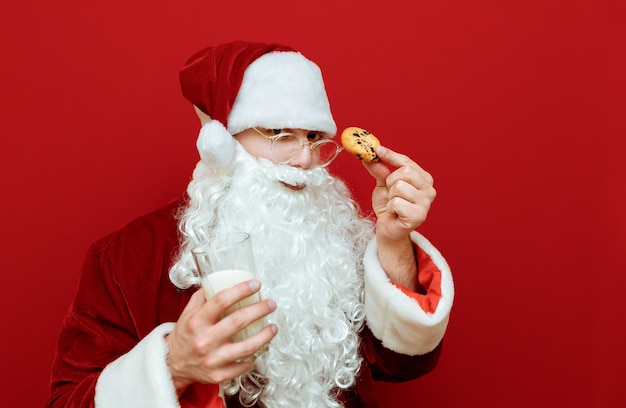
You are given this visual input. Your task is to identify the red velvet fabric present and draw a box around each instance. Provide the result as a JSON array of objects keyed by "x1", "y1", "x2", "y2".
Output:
[
  {"x1": 45, "y1": 196, "x2": 441, "y2": 407},
  {"x1": 179, "y1": 41, "x2": 295, "y2": 128},
  {"x1": 393, "y1": 246, "x2": 443, "y2": 314},
  {"x1": 181, "y1": 383, "x2": 222, "y2": 408}
]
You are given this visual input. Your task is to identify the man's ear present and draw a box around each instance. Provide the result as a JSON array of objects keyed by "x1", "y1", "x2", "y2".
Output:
[{"x1": 193, "y1": 105, "x2": 212, "y2": 126}]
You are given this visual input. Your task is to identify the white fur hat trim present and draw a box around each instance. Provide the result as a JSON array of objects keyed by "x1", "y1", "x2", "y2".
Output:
[{"x1": 227, "y1": 51, "x2": 337, "y2": 136}]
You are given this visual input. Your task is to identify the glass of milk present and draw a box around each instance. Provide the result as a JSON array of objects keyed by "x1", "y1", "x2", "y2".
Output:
[{"x1": 191, "y1": 232, "x2": 267, "y2": 344}]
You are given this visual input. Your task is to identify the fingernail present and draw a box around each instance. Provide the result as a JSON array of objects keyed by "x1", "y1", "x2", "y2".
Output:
[
  {"x1": 248, "y1": 279, "x2": 260, "y2": 291},
  {"x1": 377, "y1": 146, "x2": 387, "y2": 155},
  {"x1": 270, "y1": 324, "x2": 278, "y2": 333},
  {"x1": 267, "y1": 299, "x2": 277, "y2": 310}
]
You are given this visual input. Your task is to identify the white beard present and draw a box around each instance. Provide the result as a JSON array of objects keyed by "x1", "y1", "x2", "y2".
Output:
[{"x1": 170, "y1": 143, "x2": 374, "y2": 407}]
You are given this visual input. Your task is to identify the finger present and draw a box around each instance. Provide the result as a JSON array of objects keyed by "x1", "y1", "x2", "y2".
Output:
[
  {"x1": 207, "y1": 360, "x2": 256, "y2": 384},
  {"x1": 362, "y1": 155, "x2": 392, "y2": 188},
  {"x1": 198, "y1": 279, "x2": 262, "y2": 322},
  {"x1": 375, "y1": 145, "x2": 417, "y2": 169},
  {"x1": 227, "y1": 323, "x2": 278, "y2": 363},
  {"x1": 386, "y1": 195, "x2": 432, "y2": 227},
  {"x1": 204, "y1": 322, "x2": 278, "y2": 375},
  {"x1": 196, "y1": 352, "x2": 257, "y2": 384},
  {"x1": 363, "y1": 145, "x2": 428, "y2": 189},
  {"x1": 388, "y1": 167, "x2": 435, "y2": 194},
  {"x1": 387, "y1": 177, "x2": 436, "y2": 205},
  {"x1": 214, "y1": 298, "x2": 277, "y2": 341}
]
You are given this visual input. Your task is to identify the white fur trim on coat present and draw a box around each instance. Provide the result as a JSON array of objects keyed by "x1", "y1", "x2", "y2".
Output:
[
  {"x1": 95, "y1": 323, "x2": 180, "y2": 408},
  {"x1": 364, "y1": 231, "x2": 454, "y2": 356}
]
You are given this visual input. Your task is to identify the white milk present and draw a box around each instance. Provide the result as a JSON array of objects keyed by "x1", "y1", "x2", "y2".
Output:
[{"x1": 201, "y1": 269, "x2": 266, "y2": 342}]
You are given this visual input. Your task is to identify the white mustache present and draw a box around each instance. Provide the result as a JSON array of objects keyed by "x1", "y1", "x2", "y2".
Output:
[{"x1": 256, "y1": 157, "x2": 329, "y2": 188}]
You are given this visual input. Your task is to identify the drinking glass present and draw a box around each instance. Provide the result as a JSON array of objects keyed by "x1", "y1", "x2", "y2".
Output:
[{"x1": 192, "y1": 232, "x2": 267, "y2": 343}]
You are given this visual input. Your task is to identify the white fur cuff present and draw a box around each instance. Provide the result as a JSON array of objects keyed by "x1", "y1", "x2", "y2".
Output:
[
  {"x1": 95, "y1": 323, "x2": 178, "y2": 408},
  {"x1": 363, "y1": 232, "x2": 454, "y2": 356}
]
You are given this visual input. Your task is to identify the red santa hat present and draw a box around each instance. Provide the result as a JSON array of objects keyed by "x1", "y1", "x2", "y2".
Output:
[{"x1": 180, "y1": 41, "x2": 337, "y2": 136}]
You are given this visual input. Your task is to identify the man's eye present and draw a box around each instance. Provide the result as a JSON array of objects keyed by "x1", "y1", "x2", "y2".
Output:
[
  {"x1": 307, "y1": 132, "x2": 323, "y2": 142},
  {"x1": 270, "y1": 129, "x2": 282, "y2": 135}
]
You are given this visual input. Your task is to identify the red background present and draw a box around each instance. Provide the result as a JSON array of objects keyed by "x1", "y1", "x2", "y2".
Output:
[{"x1": 1, "y1": 1, "x2": 624, "y2": 407}]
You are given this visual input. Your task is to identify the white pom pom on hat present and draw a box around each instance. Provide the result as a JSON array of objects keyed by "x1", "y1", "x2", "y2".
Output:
[{"x1": 196, "y1": 120, "x2": 235, "y2": 168}]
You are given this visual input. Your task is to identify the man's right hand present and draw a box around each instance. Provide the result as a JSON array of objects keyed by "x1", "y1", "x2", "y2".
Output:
[{"x1": 165, "y1": 280, "x2": 277, "y2": 395}]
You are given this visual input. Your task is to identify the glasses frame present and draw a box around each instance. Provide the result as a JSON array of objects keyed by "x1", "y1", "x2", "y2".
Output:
[{"x1": 252, "y1": 127, "x2": 343, "y2": 168}]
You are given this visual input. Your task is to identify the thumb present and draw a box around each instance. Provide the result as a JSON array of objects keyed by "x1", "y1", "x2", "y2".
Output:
[{"x1": 362, "y1": 146, "x2": 391, "y2": 187}]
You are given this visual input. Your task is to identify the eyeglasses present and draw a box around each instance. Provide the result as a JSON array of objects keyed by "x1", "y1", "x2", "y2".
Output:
[{"x1": 252, "y1": 127, "x2": 343, "y2": 168}]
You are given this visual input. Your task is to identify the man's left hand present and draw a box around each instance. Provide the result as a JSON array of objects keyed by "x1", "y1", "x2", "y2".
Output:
[{"x1": 363, "y1": 145, "x2": 436, "y2": 242}]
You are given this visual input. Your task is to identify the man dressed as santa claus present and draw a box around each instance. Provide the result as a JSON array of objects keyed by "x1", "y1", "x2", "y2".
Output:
[{"x1": 46, "y1": 41, "x2": 454, "y2": 408}]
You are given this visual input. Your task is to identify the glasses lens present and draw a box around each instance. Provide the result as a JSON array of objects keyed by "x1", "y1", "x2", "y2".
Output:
[
  {"x1": 313, "y1": 140, "x2": 341, "y2": 167},
  {"x1": 270, "y1": 135, "x2": 341, "y2": 167},
  {"x1": 270, "y1": 134, "x2": 301, "y2": 163}
]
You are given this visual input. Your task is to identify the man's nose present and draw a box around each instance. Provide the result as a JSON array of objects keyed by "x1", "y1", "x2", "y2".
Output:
[{"x1": 288, "y1": 142, "x2": 314, "y2": 169}]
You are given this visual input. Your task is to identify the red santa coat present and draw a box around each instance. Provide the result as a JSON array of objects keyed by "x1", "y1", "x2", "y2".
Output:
[{"x1": 46, "y1": 196, "x2": 454, "y2": 408}]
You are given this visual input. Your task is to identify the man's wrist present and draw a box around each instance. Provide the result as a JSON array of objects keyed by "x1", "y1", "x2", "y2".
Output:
[
  {"x1": 376, "y1": 234, "x2": 418, "y2": 290},
  {"x1": 164, "y1": 333, "x2": 190, "y2": 397}
]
